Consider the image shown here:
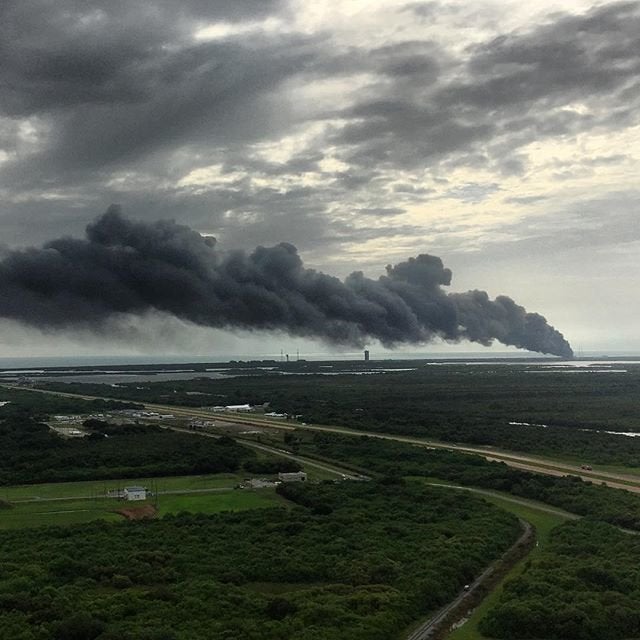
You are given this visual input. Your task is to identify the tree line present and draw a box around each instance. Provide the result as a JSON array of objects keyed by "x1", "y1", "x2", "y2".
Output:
[{"x1": 0, "y1": 417, "x2": 262, "y2": 485}]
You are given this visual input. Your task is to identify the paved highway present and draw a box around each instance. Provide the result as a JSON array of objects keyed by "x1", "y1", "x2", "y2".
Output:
[
  {"x1": 6, "y1": 384, "x2": 630, "y2": 640},
  {"x1": 166, "y1": 424, "x2": 364, "y2": 479},
  {"x1": 5, "y1": 384, "x2": 640, "y2": 494}
]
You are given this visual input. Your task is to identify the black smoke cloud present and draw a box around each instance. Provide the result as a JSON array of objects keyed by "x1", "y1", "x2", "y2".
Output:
[{"x1": 0, "y1": 207, "x2": 573, "y2": 357}]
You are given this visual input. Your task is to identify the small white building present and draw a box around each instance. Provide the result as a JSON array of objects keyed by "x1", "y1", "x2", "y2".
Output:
[
  {"x1": 224, "y1": 404, "x2": 253, "y2": 412},
  {"x1": 123, "y1": 486, "x2": 147, "y2": 501},
  {"x1": 278, "y1": 472, "x2": 307, "y2": 483}
]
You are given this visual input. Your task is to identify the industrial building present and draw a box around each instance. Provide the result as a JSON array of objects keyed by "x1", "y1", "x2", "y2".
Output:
[{"x1": 123, "y1": 486, "x2": 147, "y2": 501}]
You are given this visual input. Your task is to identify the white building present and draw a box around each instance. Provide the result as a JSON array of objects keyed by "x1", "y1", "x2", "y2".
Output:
[
  {"x1": 123, "y1": 486, "x2": 147, "y2": 501},
  {"x1": 224, "y1": 404, "x2": 253, "y2": 412}
]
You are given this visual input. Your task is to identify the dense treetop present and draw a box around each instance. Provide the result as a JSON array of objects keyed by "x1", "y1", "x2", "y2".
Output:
[
  {"x1": 481, "y1": 519, "x2": 640, "y2": 640},
  {"x1": 39, "y1": 363, "x2": 640, "y2": 465},
  {"x1": 298, "y1": 433, "x2": 640, "y2": 531},
  {"x1": 0, "y1": 417, "x2": 256, "y2": 485},
  {"x1": 0, "y1": 481, "x2": 519, "y2": 640}
]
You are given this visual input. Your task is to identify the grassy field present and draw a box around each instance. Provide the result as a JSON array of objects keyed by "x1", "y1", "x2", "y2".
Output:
[
  {"x1": 0, "y1": 456, "x2": 338, "y2": 503},
  {"x1": 593, "y1": 462, "x2": 640, "y2": 477},
  {"x1": 0, "y1": 487, "x2": 287, "y2": 530},
  {"x1": 156, "y1": 488, "x2": 287, "y2": 516},
  {"x1": 0, "y1": 443, "x2": 340, "y2": 530},
  {"x1": 0, "y1": 472, "x2": 246, "y2": 501},
  {"x1": 0, "y1": 498, "x2": 122, "y2": 530},
  {"x1": 445, "y1": 492, "x2": 573, "y2": 640}
]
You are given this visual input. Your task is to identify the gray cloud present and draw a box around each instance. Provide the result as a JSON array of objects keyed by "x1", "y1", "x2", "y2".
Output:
[
  {"x1": 0, "y1": 1, "x2": 637, "y2": 357},
  {"x1": 0, "y1": 0, "x2": 288, "y2": 114},
  {"x1": 442, "y1": 182, "x2": 501, "y2": 204},
  {"x1": 450, "y1": 189, "x2": 640, "y2": 260},
  {"x1": 0, "y1": 0, "x2": 316, "y2": 192},
  {"x1": 402, "y1": 2, "x2": 442, "y2": 19},
  {"x1": 328, "y1": 2, "x2": 640, "y2": 174},
  {"x1": 3, "y1": 1, "x2": 639, "y2": 222},
  {"x1": 355, "y1": 207, "x2": 406, "y2": 217},
  {"x1": 503, "y1": 195, "x2": 548, "y2": 206}
]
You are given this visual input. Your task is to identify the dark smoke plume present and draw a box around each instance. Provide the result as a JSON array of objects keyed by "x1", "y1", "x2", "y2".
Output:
[{"x1": 0, "y1": 206, "x2": 573, "y2": 357}]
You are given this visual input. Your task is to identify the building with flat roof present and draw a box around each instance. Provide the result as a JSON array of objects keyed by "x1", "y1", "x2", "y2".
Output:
[
  {"x1": 123, "y1": 486, "x2": 147, "y2": 501},
  {"x1": 224, "y1": 404, "x2": 253, "y2": 412}
]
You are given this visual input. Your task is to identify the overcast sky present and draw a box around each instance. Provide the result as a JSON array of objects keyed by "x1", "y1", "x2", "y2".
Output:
[{"x1": 1, "y1": 0, "x2": 639, "y2": 359}]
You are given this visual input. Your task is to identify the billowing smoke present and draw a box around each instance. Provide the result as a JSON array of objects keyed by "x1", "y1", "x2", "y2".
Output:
[{"x1": 0, "y1": 206, "x2": 573, "y2": 357}]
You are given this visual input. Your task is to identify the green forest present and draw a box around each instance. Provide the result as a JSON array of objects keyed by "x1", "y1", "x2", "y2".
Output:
[
  {"x1": 0, "y1": 387, "x2": 140, "y2": 419},
  {"x1": 0, "y1": 417, "x2": 261, "y2": 485},
  {"x1": 480, "y1": 519, "x2": 640, "y2": 639},
  {"x1": 297, "y1": 433, "x2": 640, "y2": 531},
  {"x1": 0, "y1": 386, "x2": 300, "y2": 485},
  {"x1": 37, "y1": 364, "x2": 640, "y2": 465},
  {"x1": 5, "y1": 365, "x2": 640, "y2": 638},
  {"x1": 0, "y1": 481, "x2": 519, "y2": 640}
]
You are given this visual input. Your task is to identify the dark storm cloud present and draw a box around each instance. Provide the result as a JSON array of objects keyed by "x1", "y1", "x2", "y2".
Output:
[
  {"x1": 1, "y1": 35, "x2": 320, "y2": 189},
  {"x1": 3, "y1": 1, "x2": 638, "y2": 181},
  {"x1": 0, "y1": 207, "x2": 573, "y2": 357},
  {"x1": 368, "y1": 41, "x2": 443, "y2": 80},
  {"x1": 330, "y1": 1, "x2": 640, "y2": 172},
  {"x1": 334, "y1": 100, "x2": 493, "y2": 169},
  {"x1": 220, "y1": 151, "x2": 324, "y2": 177},
  {"x1": 0, "y1": 0, "x2": 316, "y2": 189},
  {"x1": 0, "y1": 0, "x2": 288, "y2": 115},
  {"x1": 441, "y1": 4, "x2": 640, "y2": 110},
  {"x1": 0, "y1": 165, "x2": 414, "y2": 254}
]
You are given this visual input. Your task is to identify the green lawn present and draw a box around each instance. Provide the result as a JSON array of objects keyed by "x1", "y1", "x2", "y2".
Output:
[
  {"x1": 156, "y1": 488, "x2": 288, "y2": 516},
  {"x1": 1, "y1": 460, "x2": 337, "y2": 503},
  {"x1": 1, "y1": 472, "x2": 246, "y2": 502},
  {"x1": 593, "y1": 462, "x2": 640, "y2": 477},
  {"x1": 476, "y1": 494, "x2": 575, "y2": 546},
  {"x1": 0, "y1": 487, "x2": 287, "y2": 530},
  {"x1": 0, "y1": 498, "x2": 122, "y2": 530}
]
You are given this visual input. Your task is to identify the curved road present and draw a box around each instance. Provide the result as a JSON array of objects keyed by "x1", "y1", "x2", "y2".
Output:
[{"x1": 406, "y1": 520, "x2": 534, "y2": 640}]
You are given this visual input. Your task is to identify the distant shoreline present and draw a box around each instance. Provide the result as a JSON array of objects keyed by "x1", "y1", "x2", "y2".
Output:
[
  {"x1": 1, "y1": 354, "x2": 639, "y2": 386},
  {"x1": 2, "y1": 350, "x2": 640, "y2": 371}
]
